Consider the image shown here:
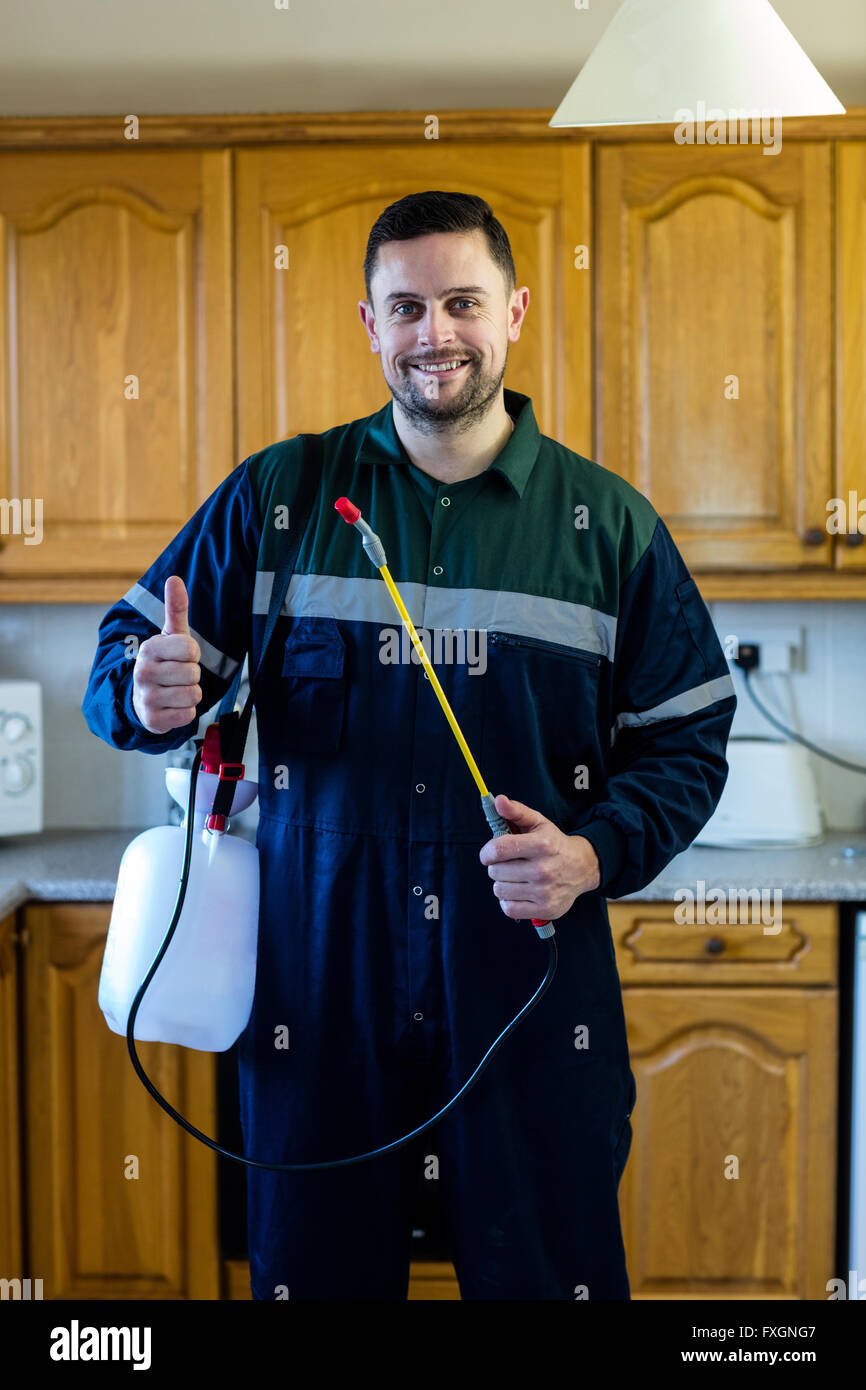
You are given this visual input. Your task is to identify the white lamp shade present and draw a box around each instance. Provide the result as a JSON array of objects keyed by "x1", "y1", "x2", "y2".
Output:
[{"x1": 550, "y1": 0, "x2": 846, "y2": 127}]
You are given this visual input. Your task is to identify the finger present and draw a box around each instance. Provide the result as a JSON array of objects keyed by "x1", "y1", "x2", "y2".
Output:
[
  {"x1": 162, "y1": 575, "x2": 191, "y2": 636},
  {"x1": 492, "y1": 877, "x2": 532, "y2": 899},
  {"x1": 151, "y1": 685, "x2": 202, "y2": 709},
  {"x1": 479, "y1": 832, "x2": 544, "y2": 865},
  {"x1": 142, "y1": 633, "x2": 200, "y2": 662},
  {"x1": 493, "y1": 793, "x2": 546, "y2": 832},
  {"x1": 487, "y1": 860, "x2": 538, "y2": 882},
  {"x1": 497, "y1": 897, "x2": 542, "y2": 920},
  {"x1": 147, "y1": 660, "x2": 202, "y2": 686}
]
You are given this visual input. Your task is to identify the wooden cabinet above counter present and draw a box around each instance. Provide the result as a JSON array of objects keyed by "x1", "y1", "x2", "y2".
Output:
[
  {"x1": 0, "y1": 148, "x2": 233, "y2": 602},
  {"x1": 0, "y1": 110, "x2": 864, "y2": 602}
]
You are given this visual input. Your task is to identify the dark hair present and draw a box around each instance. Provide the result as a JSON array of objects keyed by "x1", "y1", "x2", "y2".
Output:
[{"x1": 363, "y1": 191, "x2": 516, "y2": 307}]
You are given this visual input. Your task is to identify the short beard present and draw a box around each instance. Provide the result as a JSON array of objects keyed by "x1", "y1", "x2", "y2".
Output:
[{"x1": 388, "y1": 353, "x2": 508, "y2": 434}]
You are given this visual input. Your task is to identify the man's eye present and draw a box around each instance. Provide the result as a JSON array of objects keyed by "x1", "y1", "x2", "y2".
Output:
[{"x1": 394, "y1": 300, "x2": 476, "y2": 314}]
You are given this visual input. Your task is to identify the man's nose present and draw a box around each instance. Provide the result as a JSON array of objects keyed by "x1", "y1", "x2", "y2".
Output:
[{"x1": 417, "y1": 307, "x2": 459, "y2": 345}]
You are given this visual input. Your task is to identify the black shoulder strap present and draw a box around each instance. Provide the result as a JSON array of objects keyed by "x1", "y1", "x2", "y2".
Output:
[{"x1": 205, "y1": 432, "x2": 323, "y2": 824}]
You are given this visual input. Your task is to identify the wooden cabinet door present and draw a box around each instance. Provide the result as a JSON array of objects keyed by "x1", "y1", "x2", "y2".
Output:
[
  {"x1": 0, "y1": 150, "x2": 233, "y2": 602},
  {"x1": 0, "y1": 912, "x2": 22, "y2": 1279},
  {"x1": 836, "y1": 142, "x2": 866, "y2": 571},
  {"x1": 22, "y1": 903, "x2": 219, "y2": 1298},
  {"x1": 596, "y1": 142, "x2": 833, "y2": 571},
  {"x1": 235, "y1": 142, "x2": 592, "y2": 459},
  {"x1": 619, "y1": 987, "x2": 837, "y2": 1300}
]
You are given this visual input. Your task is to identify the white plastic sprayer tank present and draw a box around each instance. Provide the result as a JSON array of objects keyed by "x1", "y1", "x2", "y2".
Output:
[{"x1": 98, "y1": 765, "x2": 260, "y2": 1051}]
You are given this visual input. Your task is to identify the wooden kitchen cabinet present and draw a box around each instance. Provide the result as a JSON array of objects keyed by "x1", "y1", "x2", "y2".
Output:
[
  {"x1": 609, "y1": 901, "x2": 838, "y2": 1300},
  {"x1": 0, "y1": 112, "x2": 864, "y2": 600},
  {"x1": 0, "y1": 149, "x2": 234, "y2": 602},
  {"x1": 3, "y1": 896, "x2": 841, "y2": 1300},
  {"x1": 0, "y1": 912, "x2": 22, "y2": 1279},
  {"x1": 596, "y1": 141, "x2": 834, "y2": 575},
  {"x1": 836, "y1": 142, "x2": 866, "y2": 572},
  {"x1": 20, "y1": 902, "x2": 219, "y2": 1298},
  {"x1": 234, "y1": 141, "x2": 593, "y2": 464}
]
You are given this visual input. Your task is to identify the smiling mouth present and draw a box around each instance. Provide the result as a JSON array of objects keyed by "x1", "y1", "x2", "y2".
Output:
[{"x1": 409, "y1": 358, "x2": 470, "y2": 379}]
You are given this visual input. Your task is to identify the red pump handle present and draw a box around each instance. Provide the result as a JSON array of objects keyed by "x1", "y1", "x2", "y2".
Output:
[
  {"x1": 200, "y1": 722, "x2": 245, "y2": 832},
  {"x1": 201, "y1": 722, "x2": 222, "y2": 774}
]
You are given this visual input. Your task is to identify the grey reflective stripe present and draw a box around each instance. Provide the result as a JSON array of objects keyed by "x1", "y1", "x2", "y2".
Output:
[
  {"x1": 252, "y1": 570, "x2": 617, "y2": 660},
  {"x1": 253, "y1": 570, "x2": 426, "y2": 630},
  {"x1": 122, "y1": 583, "x2": 241, "y2": 682},
  {"x1": 613, "y1": 674, "x2": 736, "y2": 735}
]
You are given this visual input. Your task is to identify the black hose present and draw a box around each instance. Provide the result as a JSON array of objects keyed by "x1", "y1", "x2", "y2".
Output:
[
  {"x1": 125, "y1": 745, "x2": 558, "y2": 1170},
  {"x1": 742, "y1": 669, "x2": 866, "y2": 776}
]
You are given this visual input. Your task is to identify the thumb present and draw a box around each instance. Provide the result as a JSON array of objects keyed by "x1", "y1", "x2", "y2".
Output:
[
  {"x1": 494, "y1": 793, "x2": 547, "y2": 833},
  {"x1": 162, "y1": 575, "x2": 191, "y2": 636}
]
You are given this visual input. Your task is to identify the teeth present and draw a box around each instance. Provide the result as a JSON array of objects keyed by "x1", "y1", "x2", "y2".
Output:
[{"x1": 413, "y1": 360, "x2": 467, "y2": 373}]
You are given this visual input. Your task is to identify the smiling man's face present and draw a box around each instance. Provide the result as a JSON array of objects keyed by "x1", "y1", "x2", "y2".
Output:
[{"x1": 360, "y1": 229, "x2": 525, "y2": 433}]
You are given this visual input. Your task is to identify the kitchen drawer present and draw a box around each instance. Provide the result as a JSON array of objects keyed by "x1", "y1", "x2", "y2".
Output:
[{"x1": 608, "y1": 901, "x2": 837, "y2": 986}]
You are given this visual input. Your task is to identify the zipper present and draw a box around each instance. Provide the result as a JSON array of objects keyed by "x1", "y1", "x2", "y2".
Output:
[{"x1": 487, "y1": 630, "x2": 602, "y2": 668}]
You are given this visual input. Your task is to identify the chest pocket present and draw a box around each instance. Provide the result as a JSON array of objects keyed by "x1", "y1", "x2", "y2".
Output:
[
  {"x1": 481, "y1": 630, "x2": 605, "y2": 811},
  {"x1": 281, "y1": 616, "x2": 347, "y2": 754}
]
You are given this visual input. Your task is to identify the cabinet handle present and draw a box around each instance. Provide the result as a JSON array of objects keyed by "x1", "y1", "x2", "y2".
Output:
[
  {"x1": 704, "y1": 935, "x2": 726, "y2": 956},
  {"x1": 801, "y1": 528, "x2": 825, "y2": 547},
  {"x1": 844, "y1": 531, "x2": 865, "y2": 548}
]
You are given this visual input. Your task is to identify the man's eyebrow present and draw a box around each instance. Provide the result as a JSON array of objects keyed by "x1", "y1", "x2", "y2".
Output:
[{"x1": 383, "y1": 285, "x2": 490, "y2": 306}]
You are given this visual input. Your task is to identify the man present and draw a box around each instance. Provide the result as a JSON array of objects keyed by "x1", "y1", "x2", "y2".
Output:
[{"x1": 83, "y1": 190, "x2": 736, "y2": 1301}]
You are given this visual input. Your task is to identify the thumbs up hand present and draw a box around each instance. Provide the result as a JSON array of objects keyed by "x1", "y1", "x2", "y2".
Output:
[{"x1": 132, "y1": 576, "x2": 203, "y2": 733}]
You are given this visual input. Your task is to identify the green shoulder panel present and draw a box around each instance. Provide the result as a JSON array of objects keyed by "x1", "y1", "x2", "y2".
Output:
[
  {"x1": 246, "y1": 437, "x2": 305, "y2": 573},
  {"x1": 564, "y1": 444, "x2": 660, "y2": 584},
  {"x1": 243, "y1": 412, "x2": 661, "y2": 609}
]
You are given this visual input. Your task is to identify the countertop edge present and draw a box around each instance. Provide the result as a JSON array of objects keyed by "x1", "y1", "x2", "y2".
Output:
[{"x1": 2, "y1": 828, "x2": 866, "y2": 921}]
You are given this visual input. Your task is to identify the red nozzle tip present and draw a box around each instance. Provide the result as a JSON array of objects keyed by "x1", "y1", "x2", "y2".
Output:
[{"x1": 335, "y1": 497, "x2": 361, "y2": 524}]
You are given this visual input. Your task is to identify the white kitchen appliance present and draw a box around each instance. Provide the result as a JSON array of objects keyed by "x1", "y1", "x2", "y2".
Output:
[
  {"x1": 0, "y1": 680, "x2": 43, "y2": 835},
  {"x1": 694, "y1": 736, "x2": 823, "y2": 848}
]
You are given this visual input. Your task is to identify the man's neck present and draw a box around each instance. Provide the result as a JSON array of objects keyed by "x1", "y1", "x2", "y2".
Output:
[{"x1": 392, "y1": 397, "x2": 515, "y2": 485}]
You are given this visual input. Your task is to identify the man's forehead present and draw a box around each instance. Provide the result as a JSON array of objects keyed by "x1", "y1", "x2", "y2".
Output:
[{"x1": 375, "y1": 232, "x2": 493, "y2": 292}]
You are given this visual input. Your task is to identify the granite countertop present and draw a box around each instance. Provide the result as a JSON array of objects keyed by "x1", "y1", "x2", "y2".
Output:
[
  {"x1": 1, "y1": 826, "x2": 865, "y2": 920},
  {"x1": 620, "y1": 831, "x2": 866, "y2": 902}
]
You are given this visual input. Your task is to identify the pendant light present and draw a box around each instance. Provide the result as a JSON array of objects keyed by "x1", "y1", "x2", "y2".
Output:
[{"x1": 550, "y1": 0, "x2": 846, "y2": 128}]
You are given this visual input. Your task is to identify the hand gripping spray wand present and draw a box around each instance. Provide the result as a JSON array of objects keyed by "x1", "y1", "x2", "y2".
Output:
[{"x1": 99, "y1": 502, "x2": 557, "y2": 1171}]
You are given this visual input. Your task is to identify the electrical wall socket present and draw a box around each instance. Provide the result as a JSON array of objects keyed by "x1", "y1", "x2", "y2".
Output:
[{"x1": 722, "y1": 626, "x2": 804, "y2": 674}]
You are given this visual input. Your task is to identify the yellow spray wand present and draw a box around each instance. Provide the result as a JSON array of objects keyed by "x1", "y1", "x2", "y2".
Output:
[{"x1": 334, "y1": 496, "x2": 553, "y2": 938}]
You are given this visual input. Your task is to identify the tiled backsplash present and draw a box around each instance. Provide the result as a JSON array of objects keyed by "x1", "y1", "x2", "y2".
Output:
[
  {"x1": 712, "y1": 601, "x2": 866, "y2": 831},
  {"x1": 0, "y1": 598, "x2": 864, "y2": 832}
]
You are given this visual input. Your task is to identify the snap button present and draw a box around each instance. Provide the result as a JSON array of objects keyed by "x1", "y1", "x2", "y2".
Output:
[
  {"x1": 433, "y1": 565, "x2": 443, "y2": 576},
  {"x1": 413, "y1": 885, "x2": 423, "y2": 895},
  {"x1": 415, "y1": 783, "x2": 425, "y2": 793},
  {"x1": 413, "y1": 1012, "x2": 424, "y2": 1021},
  {"x1": 440, "y1": 497, "x2": 451, "y2": 506}
]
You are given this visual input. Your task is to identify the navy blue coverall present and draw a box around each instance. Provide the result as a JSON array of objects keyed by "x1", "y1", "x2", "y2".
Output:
[{"x1": 82, "y1": 388, "x2": 736, "y2": 1300}]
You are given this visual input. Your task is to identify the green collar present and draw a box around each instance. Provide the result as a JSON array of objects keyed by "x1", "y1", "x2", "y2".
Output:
[{"x1": 355, "y1": 387, "x2": 542, "y2": 498}]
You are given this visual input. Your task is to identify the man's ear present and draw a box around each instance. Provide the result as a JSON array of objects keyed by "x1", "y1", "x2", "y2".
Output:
[{"x1": 358, "y1": 300, "x2": 380, "y2": 352}]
